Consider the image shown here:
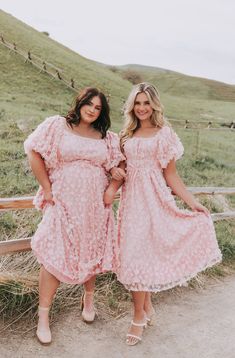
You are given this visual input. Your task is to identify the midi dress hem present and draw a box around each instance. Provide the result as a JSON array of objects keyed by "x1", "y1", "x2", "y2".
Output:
[
  {"x1": 118, "y1": 253, "x2": 222, "y2": 292},
  {"x1": 33, "y1": 249, "x2": 109, "y2": 285}
]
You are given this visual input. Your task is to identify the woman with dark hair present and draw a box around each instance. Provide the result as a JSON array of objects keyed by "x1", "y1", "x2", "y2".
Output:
[{"x1": 24, "y1": 87, "x2": 125, "y2": 345}]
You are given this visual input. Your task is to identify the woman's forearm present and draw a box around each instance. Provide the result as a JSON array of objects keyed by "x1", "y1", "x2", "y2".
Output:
[
  {"x1": 103, "y1": 162, "x2": 125, "y2": 205},
  {"x1": 163, "y1": 159, "x2": 197, "y2": 209},
  {"x1": 109, "y1": 161, "x2": 125, "y2": 191},
  {"x1": 164, "y1": 172, "x2": 197, "y2": 209},
  {"x1": 108, "y1": 177, "x2": 124, "y2": 192},
  {"x1": 27, "y1": 150, "x2": 51, "y2": 190}
]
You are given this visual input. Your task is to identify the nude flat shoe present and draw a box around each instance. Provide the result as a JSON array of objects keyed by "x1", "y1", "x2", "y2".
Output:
[
  {"x1": 36, "y1": 306, "x2": 52, "y2": 345},
  {"x1": 80, "y1": 291, "x2": 96, "y2": 323}
]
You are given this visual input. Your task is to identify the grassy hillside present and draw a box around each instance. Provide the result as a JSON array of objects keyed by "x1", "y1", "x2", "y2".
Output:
[
  {"x1": 118, "y1": 64, "x2": 235, "y2": 122},
  {"x1": 0, "y1": 10, "x2": 132, "y2": 129}
]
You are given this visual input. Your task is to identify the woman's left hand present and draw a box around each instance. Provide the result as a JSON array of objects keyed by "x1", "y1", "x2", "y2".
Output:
[{"x1": 190, "y1": 201, "x2": 210, "y2": 215}]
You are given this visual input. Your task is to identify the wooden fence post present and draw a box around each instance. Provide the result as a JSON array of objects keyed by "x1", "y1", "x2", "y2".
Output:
[{"x1": 195, "y1": 129, "x2": 201, "y2": 158}]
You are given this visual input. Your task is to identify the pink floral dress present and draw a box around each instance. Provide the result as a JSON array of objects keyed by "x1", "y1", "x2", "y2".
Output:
[
  {"x1": 117, "y1": 126, "x2": 222, "y2": 292},
  {"x1": 24, "y1": 115, "x2": 125, "y2": 284}
]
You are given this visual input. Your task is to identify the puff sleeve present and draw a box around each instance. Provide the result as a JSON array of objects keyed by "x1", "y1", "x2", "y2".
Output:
[
  {"x1": 157, "y1": 126, "x2": 184, "y2": 169},
  {"x1": 104, "y1": 131, "x2": 126, "y2": 171},
  {"x1": 24, "y1": 115, "x2": 62, "y2": 170}
]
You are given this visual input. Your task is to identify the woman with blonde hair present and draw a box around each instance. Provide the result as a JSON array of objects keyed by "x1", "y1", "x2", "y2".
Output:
[{"x1": 104, "y1": 82, "x2": 222, "y2": 346}]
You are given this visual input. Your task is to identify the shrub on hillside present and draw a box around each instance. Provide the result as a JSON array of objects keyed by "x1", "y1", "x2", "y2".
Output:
[
  {"x1": 122, "y1": 69, "x2": 143, "y2": 84},
  {"x1": 41, "y1": 31, "x2": 49, "y2": 36},
  {"x1": 109, "y1": 66, "x2": 118, "y2": 73}
]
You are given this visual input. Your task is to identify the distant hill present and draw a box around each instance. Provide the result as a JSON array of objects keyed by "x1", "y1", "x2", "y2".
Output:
[{"x1": 117, "y1": 64, "x2": 235, "y2": 123}]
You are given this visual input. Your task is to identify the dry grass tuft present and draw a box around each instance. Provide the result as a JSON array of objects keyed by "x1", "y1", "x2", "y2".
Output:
[{"x1": 0, "y1": 251, "x2": 131, "y2": 333}]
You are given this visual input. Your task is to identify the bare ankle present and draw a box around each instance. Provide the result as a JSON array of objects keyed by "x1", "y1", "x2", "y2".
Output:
[
  {"x1": 133, "y1": 310, "x2": 146, "y2": 322},
  {"x1": 38, "y1": 307, "x2": 50, "y2": 320}
]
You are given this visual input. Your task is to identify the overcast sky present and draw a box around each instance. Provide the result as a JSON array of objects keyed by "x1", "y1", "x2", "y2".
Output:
[{"x1": 0, "y1": 0, "x2": 234, "y2": 84}]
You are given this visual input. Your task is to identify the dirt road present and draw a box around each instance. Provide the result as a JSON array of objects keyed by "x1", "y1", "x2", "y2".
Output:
[{"x1": 1, "y1": 274, "x2": 235, "y2": 358}]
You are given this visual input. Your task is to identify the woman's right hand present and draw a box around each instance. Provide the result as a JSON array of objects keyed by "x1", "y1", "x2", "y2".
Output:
[
  {"x1": 110, "y1": 167, "x2": 126, "y2": 181},
  {"x1": 42, "y1": 188, "x2": 55, "y2": 207}
]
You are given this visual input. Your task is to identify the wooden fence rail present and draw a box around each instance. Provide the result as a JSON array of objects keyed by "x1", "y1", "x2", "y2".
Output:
[
  {"x1": 1, "y1": 187, "x2": 235, "y2": 210},
  {"x1": 0, "y1": 187, "x2": 235, "y2": 256},
  {"x1": 0, "y1": 238, "x2": 31, "y2": 256}
]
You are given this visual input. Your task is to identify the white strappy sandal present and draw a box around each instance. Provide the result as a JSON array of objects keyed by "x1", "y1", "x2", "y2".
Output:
[
  {"x1": 126, "y1": 320, "x2": 147, "y2": 346},
  {"x1": 146, "y1": 310, "x2": 157, "y2": 326}
]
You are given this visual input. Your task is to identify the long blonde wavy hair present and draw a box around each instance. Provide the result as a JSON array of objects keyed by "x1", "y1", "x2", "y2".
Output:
[{"x1": 120, "y1": 82, "x2": 166, "y2": 148}]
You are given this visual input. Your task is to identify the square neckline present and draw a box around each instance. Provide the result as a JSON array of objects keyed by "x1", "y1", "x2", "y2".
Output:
[
  {"x1": 62, "y1": 117, "x2": 104, "y2": 141},
  {"x1": 131, "y1": 126, "x2": 164, "y2": 140}
]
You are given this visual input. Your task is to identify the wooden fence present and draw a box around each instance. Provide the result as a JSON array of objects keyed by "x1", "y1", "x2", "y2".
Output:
[
  {"x1": 0, "y1": 34, "x2": 78, "y2": 92},
  {"x1": 0, "y1": 187, "x2": 235, "y2": 256}
]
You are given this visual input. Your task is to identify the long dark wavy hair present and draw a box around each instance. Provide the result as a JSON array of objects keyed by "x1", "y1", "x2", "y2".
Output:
[{"x1": 65, "y1": 87, "x2": 111, "y2": 138}]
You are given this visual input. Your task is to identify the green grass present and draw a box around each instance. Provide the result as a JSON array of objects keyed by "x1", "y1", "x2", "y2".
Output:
[
  {"x1": 215, "y1": 221, "x2": 235, "y2": 266},
  {"x1": 175, "y1": 129, "x2": 235, "y2": 187}
]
